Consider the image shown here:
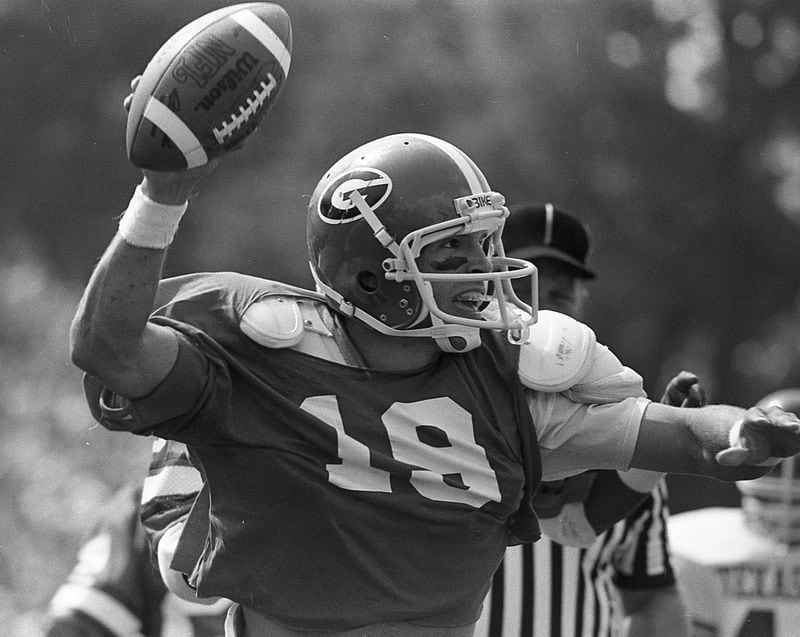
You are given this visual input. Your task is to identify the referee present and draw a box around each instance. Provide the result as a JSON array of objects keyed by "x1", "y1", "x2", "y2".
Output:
[{"x1": 475, "y1": 204, "x2": 689, "y2": 637}]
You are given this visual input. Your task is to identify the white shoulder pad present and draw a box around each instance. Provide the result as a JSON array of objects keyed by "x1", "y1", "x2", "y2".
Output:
[
  {"x1": 518, "y1": 310, "x2": 596, "y2": 392},
  {"x1": 240, "y1": 296, "x2": 331, "y2": 349}
]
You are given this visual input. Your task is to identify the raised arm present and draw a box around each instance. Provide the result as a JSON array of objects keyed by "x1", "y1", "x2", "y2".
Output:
[{"x1": 70, "y1": 169, "x2": 208, "y2": 398}]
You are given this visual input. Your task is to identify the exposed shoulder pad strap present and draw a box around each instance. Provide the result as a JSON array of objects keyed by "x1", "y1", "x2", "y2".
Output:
[
  {"x1": 518, "y1": 310, "x2": 596, "y2": 392},
  {"x1": 240, "y1": 295, "x2": 331, "y2": 348}
]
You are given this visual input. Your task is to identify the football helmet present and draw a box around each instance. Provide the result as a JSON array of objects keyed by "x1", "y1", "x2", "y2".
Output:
[
  {"x1": 306, "y1": 133, "x2": 537, "y2": 353},
  {"x1": 737, "y1": 388, "x2": 800, "y2": 545}
]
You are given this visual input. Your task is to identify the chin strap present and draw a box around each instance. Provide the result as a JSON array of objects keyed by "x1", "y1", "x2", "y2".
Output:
[
  {"x1": 429, "y1": 315, "x2": 481, "y2": 352},
  {"x1": 310, "y1": 265, "x2": 483, "y2": 352}
]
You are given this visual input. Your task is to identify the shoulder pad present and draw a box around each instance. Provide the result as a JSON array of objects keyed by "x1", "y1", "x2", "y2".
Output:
[
  {"x1": 240, "y1": 295, "x2": 331, "y2": 349},
  {"x1": 518, "y1": 310, "x2": 596, "y2": 392}
]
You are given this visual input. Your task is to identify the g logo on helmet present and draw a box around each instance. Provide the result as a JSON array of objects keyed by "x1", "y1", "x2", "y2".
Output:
[{"x1": 317, "y1": 169, "x2": 392, "y2": 224}]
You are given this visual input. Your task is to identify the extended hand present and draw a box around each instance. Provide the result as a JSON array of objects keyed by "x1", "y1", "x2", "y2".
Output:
[
  {"x1": 661, "y1": 370, "x2": 706, "y2": 407},
  {"x1": 716, "y1": 406, "x2": 800, "y2": 466}
]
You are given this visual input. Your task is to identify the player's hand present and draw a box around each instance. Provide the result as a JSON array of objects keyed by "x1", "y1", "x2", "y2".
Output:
[
  {"x1": 122, "y1": 75, "x2": 142, "y2": 114},
  {"x1": 140, "y1": 161, "x2": 218, "y2": 204},
  {"x1": 124, "y1": 76, "x2": 218, "y2": 204},
  {"x1": 716, "y1": 406, "x2": 800, "y2": 466},
  {"x1": 660, "y1": 370, "x2": 706, "y2": 408}
]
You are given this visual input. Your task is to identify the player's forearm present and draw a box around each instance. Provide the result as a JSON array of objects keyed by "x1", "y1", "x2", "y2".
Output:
[
  {"x1": 631, "y1": 402, "x2": 768, "y2": 481},
  {"x1": 70, "y1": 233, "x2": 176, "y2": 397},
  {"x1": 71, "y1": 172, "x2": 200, "y2": 396}
]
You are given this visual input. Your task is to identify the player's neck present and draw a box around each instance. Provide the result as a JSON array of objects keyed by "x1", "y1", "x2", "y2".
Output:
[{"x1": 341, "y1": 317, "x2": 441, "y2": 372}]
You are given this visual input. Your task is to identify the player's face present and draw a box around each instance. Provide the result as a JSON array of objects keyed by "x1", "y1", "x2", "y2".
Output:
[
  {"x1": 512, "y1": 259, "x2": 588, "y2": 319},
  {"x1": 417, "y1": 231, "x2": 492, "y2": 319}
]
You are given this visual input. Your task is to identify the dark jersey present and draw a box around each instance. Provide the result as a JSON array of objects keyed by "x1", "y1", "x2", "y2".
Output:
[{"x1": 85, "y1": 272, "x2": 542, "y2": 631}]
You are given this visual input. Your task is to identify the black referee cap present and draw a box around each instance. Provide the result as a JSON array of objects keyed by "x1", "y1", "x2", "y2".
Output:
[{"x1": 503, "y1": 203, "x2": 595, "y2": 279}]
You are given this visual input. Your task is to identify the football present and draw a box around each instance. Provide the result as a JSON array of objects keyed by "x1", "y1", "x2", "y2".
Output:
[{"x1": 126, "y1": 2, "x2": 292, "y2": 171}]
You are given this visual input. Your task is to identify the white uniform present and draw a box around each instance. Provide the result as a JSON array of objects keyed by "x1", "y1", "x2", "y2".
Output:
[{"x1": 668, "y1": 507, "x2": 800, "y2": 637}]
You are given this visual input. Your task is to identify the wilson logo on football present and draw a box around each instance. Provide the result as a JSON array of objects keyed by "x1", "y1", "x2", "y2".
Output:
[
  {"x1": 195, "y1": 52, "x2": 261, "y2": 113},
  {"x1": 318, "y1": 169, "x2": 392, "y2": 224}
]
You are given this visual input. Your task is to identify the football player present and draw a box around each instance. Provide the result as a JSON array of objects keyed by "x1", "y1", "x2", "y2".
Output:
[
  {"x1": 476, "y1": 203, "x2": 691, "y2": 637},
  {"x1": 71, "y1": 131, "x2": 800, "y2": 636},
  {"x1": 41, "y1": 440, "x2": 230, "y2": 637},
  {"x1": 669, "y1": 388, "x2": 800, "y2": 637},
  {"x1": 41, "y1": 486, "x2": 230, "y2": 637}
]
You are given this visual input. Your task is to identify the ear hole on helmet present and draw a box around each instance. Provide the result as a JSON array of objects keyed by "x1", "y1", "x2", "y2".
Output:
[{"x1": 357, "y1": 271, "x2": 380, "y2": 293}]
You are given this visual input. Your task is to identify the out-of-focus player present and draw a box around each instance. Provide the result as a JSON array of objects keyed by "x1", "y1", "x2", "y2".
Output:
[
  {"x1": 41, "y1": 440, "x2": 229, "y2": 637},
  {"x1": 668, "y1": 388, "x2": 800, "y2": 637}
]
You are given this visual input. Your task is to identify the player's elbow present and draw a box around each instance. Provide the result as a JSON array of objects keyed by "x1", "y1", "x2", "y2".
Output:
[
  {"x1": 69, "y1": 312, "x2": 140, "y2": 384},
  {"x1": 70, "y1": 312, "x2": 99, "y2": 373},
  {"x1": 69, "y1": 313, "x2": 112, "y2": 376}
]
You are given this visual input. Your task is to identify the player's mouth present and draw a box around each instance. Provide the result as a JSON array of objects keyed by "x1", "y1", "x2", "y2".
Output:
[{"x1": 452, "y1": 290, "x2": 492, "y2": 315}]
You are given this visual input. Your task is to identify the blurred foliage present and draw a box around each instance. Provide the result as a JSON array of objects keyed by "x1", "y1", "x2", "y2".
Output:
[{"x1": 3, "y1": 0, "x2": 800, "y2": 632}]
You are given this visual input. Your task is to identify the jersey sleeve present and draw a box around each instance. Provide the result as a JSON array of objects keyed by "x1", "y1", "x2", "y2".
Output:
[
  {"x1": 140, "y1": 439, "x2": 203, "y2": 557},
  {"x1": 82, "y1": 331, "x2": 228, "y2": 445},
  {"x1": 531, "y1": 391, "x2": 649, "y2": 481},
  {"x1": 610, "y1": 480, "x2": 676, "y2": 589},
  {"x1": 523, "y1": 330, "x2": 650, "y2": 481},
  {"x1": 43, "y1": 486, "x2": 166, "y2": 637}
]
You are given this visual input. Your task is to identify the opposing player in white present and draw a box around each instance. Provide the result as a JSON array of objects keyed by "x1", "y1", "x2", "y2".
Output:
[{"x1": 668, "y1": 388, "x2": 800, "y2": 637}]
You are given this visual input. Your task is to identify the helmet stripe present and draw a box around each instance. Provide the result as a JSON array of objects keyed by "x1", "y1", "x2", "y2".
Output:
[{"x1": 411, "y1": 134, "x2": 489, "y2": 194}]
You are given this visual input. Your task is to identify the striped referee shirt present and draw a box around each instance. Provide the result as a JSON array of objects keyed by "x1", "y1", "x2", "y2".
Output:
[{"x1": 475, "y1": 480, "x2": 675, "y2": 637}]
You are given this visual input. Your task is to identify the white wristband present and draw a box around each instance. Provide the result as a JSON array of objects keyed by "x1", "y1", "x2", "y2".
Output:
[{"x1": 118, "y1": 184, "x2": 188, "y2": 249}]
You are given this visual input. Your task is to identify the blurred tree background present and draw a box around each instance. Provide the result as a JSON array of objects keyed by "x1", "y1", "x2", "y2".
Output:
[{"x1": 2, "y1": 0, "x2": 800, "y2": 632}]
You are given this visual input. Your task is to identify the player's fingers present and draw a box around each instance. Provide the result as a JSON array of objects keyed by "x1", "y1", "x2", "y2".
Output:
[
  {"x1": 123, "y1": 76, "x2": 143, "y2": 114},
  {"x1": 716, "y1": 408, "x2": 800, "y2": 467},
  {"x1": 715, "y1": 445, "x2": 751, "y2": 466},
  {"x1": 762, "y1": 405, "x2": 800, "y2": 427},
  {"x1": 758, "y1": 407, "x2": 800, "y2": 457}
]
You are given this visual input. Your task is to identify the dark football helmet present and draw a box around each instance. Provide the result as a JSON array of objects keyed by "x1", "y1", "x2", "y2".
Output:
[
  {"x1": 738, "y1": 388, "x2": 800, "y2": 544},
  {"x1": 306, "y1": 133, "x2": 536, "y2": 352}
]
